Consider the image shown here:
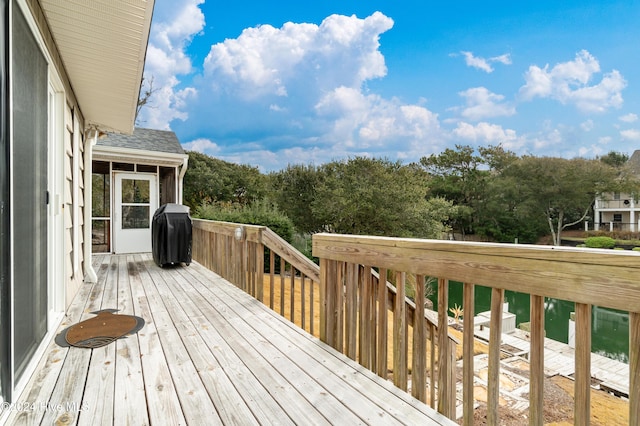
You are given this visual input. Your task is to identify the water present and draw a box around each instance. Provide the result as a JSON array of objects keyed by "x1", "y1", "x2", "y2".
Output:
[{"x1": 429, "y1": 281, "x2": 630, "y2": 364}]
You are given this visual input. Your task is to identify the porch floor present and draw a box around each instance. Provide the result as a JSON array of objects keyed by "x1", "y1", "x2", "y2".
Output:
[{"x1": 5, "y1": 254, "x2": 452, "y2": 425}]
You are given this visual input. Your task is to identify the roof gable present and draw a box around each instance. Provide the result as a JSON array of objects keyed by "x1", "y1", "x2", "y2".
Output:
[{"x1": 628, "y1": 150, "x2": 640, "y2": 174}]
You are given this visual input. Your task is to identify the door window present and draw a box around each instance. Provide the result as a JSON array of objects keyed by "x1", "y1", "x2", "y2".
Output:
[{"x1": 121, "y1": 179, "x2": 150, "y2": 229}]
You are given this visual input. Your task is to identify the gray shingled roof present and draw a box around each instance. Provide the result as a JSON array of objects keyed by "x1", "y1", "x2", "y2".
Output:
[
  {"x1": 97, "y1": 127, "x2": 185, "y2": 155},
  {"x1": 628, "y1": 150, "x2": 640, "y2": 174}
]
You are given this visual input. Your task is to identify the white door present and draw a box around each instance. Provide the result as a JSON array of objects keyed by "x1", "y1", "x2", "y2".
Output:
[{"x1": 114, "y1": 173, "x2": 157, "y2": 253}]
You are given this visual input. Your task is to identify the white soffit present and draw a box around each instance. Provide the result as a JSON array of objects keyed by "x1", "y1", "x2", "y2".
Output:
[{"x1": 39, "y1": 0, "x2": 155, "y2": 134}]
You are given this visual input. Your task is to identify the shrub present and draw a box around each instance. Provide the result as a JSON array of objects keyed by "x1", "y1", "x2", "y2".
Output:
[
  {"x1": 633, "y1": 247, "x2": 640, "y2": 252},
  {"x1": 584, "y1": 236, "x2": 616, "y2": 249},
  {"x1": 195, "y1": 200, "x2": 295, "y2": 242}
]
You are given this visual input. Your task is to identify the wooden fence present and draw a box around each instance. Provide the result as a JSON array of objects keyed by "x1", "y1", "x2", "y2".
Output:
[
  {"x1": 191, "y1": 219, "x2": 458, "y2": 418},
  {"x1": 313, "y1": 233, "x2": 640, "y2": 425}
]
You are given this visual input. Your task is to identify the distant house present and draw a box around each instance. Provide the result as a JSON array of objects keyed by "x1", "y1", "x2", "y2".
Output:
[
  {"x1": 93, "y1": 128, "x2": 189, "y2": 254},
  {"x1": 1, "y1": 0, "x2": 154, "y2": 403},
  {"x1": 593, "y1": 150, "x2": 640, "y2": 232}
]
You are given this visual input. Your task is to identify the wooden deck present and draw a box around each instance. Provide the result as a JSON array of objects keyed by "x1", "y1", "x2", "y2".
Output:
[{"x1": 5, "y1": 254, "x2": 453, "y2": 425}]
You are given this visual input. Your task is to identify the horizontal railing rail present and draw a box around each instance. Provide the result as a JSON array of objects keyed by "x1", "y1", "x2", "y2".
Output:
[{"x1": 312, "y1": 233, "x2": 640, "y2": 424}]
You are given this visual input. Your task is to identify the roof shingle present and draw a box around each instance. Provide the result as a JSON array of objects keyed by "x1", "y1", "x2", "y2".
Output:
[{"x1": 98, "y1": 128, "x2": 185, "y2": 155}]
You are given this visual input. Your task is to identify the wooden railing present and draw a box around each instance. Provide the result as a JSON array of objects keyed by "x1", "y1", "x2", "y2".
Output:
[
  {"x1": 191, "y1": 219, "x2": 458, "y2": 417},
  {"x1": 313, "y1": 233, "x2": 640, "y2": 424},
  {"x1": 317, "y1": 259, "x2": 459, "y2": 417},
  {"x1": 192, "y1": 219, "x2": 320, "y2": 334}
]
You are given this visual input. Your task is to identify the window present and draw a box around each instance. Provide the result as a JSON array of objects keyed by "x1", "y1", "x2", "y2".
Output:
[
  {"x1": 92, "y1": 161, "x2": 110, "y2": 252},
  {"x1": 120, "y1": 179, "x2": 150, "y2": 229},
  {"x1": 613, "y1": 214, "x2": 622, "y2": 222}
]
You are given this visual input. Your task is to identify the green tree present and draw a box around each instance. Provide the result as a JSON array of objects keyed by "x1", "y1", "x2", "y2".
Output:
[
  {"x1": 476, "y1": 171, "x2": 548, "y2": 243},
  {"x1": 312, "y1": 157, "x2": 455, "y2": 238},
  {"x1": 419, "y1": 144, "x2": 517, "y2": 239},
  {"x1": 267, "y1": 164, "x2": 323, "y2": 234},
  {"x1": 195, "y1": 200, "x2": 295, "y2": 242},
  {"x1": 500, "y1": 156, "x2": 620, "y2": 245},
  {"x1": 183, "y1": 151, "x2": 266, "y2": 209},
  {"x1": 598, "y1": 151, "x2": 629, "y2": 168}
]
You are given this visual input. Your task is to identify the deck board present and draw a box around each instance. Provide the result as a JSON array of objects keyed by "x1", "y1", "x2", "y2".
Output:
[{"x1": 4, "y1": 254, "x2": 453, "y2": 426}]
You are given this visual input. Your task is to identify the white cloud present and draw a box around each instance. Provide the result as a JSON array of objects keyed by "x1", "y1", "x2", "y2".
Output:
[
  {"x1": 599, "y1": 136, "x2": 612, "y2": 144},
  {"x1": 519, "y1": 50, "x2": 626, "y2": 113},
  {"x1": 452, "y1": 122, "x2": 522, "y2": 149},
  {"x1": 621, "y1": 129, "x2": 640, "y2": 141},
  {"x1": 203, "y1": 12, "x2": 393, "y2": 100},
  {"x1": 182, "y1": 138, "x2": 221, "y2": 154},
  {"x1": 136, "y1": 0, "x2": 205, "y2": 127},
  {"x1": 314, "y1": 86, "x2": 443, "y2": 150},
  {"x1": 457, "y1": 51, "x2": 511, "y2": 73},
  {"x1": 578, "y1": 144, "x2": 604, "y2": 158},
  {"x1": 177, "y1": 11, "x2": 451, "y2": 164},
  {"x1": 456, "y1": 87, "x2": 516, "y2": 121},
  {"x1": 490, "y1": 54, "x2": 512, "y2": 65},
  {"x1": 580, "y1": 119, "x2": 594, "y2": 131},
  {"x1": 619, "y1": 113, "x2": 638, "y2": 123}
]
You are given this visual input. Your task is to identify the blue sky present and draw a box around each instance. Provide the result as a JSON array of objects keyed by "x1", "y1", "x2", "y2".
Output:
[{"x1": 138, "y1": 0, "x2": 640, "y2": 171}]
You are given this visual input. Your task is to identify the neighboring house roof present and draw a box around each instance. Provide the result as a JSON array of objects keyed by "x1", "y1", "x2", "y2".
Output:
[
  {"x1": 94, "y1": 128, "x2": 187, "y2": 167},
  {"x1": 98, "y1": 128, "x2": 185, "y2": 155},
  {"x1": 627, "y1": 150, "x2": 640, "y2": 174},
  {"x1": 39, "y1": 0, "x2": 154, "y2": 134}
]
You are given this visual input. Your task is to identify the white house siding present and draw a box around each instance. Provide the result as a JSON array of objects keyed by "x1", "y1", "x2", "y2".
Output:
[
  {"x1": 64, "y1": 103, "x2": 85, "y2": 306},
  {"x1": 27, "y1": 0, "x2": 87, "y2": 309}
]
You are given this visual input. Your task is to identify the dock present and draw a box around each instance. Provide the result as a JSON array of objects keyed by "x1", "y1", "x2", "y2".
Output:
[{"x1": 473, "y1": 317, "x2": 630, "y2": 397}]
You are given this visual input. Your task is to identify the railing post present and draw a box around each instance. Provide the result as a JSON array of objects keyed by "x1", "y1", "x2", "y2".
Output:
[
  {"x1": 437, "y1": 278, "x2": 450, "y2": 416},
  {"x1": 447, "y1": 339, "x2": 457, "y2": 418},
  {"x1": 345, "y1": 263, "x2": 359, "y2": 360},
  {"x1": 360, "y1": 265, "x2": 371, "y2": 368},
  {"x1": 269, "y1": 251, "x2": 275, "y2": 310},
  {"x1": 488, "y1": 287, "x2": 505, "y2": 425},
  {"x1": 631, "y1": 312, "x2": 640, "y2": 425},
  {"x1": 462, "y1": 282, "x2": 475, "y2": 426},
  {"x1": 325, "y1": 259, "x2": 340, "y2": 350},
  {"x1": 300, "y1": 275, "x2": 306, "y2": 331},
  {"x1": 257, "y1": 241, "x2": 264, "y2": 302},
  {"x1": 412, "y1": 274, "x2": 427, "y2": 403},
  {"x1": 334, "y1": 262, "x2": 344, "y2": 353},
  {"x1": 280, "y1": 258, "x2": 285, "y2": 315},
  {"x1": 529, "y1": 294, "x2": 545, "y2": 426},
  {"x1": 574, "y1": 303, "x2": 591, "y2": 425},
  {"x1": 393, "y1": 271, "x2": 407, "y2": 390},
  {"x1": 319, "y1": 257, "x2": 329, "y2": 344},
  {"x1": 376, "y1": 268, "x2": 388, "y2": 377},
  {"x1": 290, "y1": 269, "x2": 296, "y2": 323}
]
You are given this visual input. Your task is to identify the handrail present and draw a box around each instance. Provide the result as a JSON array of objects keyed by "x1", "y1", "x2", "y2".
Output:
[
  {"x1": 313, "y1": 232, "x2": 640, "y2": 424},
  {"x1": 261, "y1": 227, "x2": 320, "y2": 282}
]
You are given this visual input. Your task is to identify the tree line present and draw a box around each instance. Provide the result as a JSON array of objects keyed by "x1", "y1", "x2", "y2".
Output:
[{"x1": 183, "y1": 147, "x2": 639, "y2": 246}]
